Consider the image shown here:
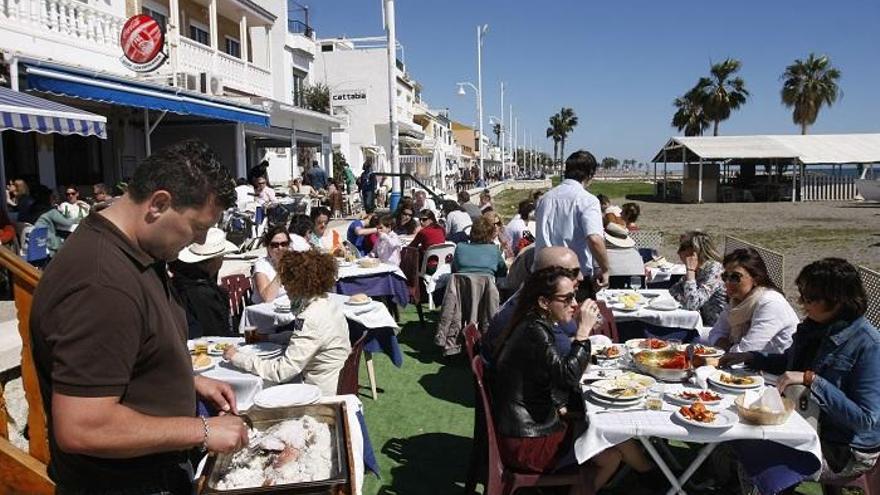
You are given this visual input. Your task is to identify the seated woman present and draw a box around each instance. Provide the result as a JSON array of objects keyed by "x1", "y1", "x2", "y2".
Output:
[
  {"x1": 225, "y1": 250, "x2": 351, "y2": 397},
  {"x1": 669, "y1": 231, "x2": 727, "y2": 326},
  {"x1": 706, "y1": 248, "x2": 798, "y2": 353},
  {"x1": 721, "y1": 258, "x2": 880, "y2": 483},
  {"x1": 393, "y1": 203, "x2": 420, "y2": 236},
  {"x1": 491, "y1": 267, "x2": 654, "y2": 491},
  {"x1": 408, "y1": 210, "x2": 446, "y2": 254},
  {"x1": 170, "y1": 228, "x2": 238, "y2": 339},
  {"x1": 452, "y1": 216, "x2": 507, "y2": 277},
  {"x1": 620, "y1": 202, "x2": 640, "y2": 231},
  {"x1": 288, "y1": 214, "x2": 313, "y2": 252},
  {"x1": 308, "y1": 207, "x2": 341, "y2": 252},
  {"x1": 482, "y1": 210, "x2": 514, "y2": 259},
  {"x1": 251, "y1": 226, "x2": 291, "y2": 304}
]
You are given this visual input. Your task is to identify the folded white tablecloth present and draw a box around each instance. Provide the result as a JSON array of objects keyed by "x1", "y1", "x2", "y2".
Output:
[{"x1": 239, "y1": 293, "x2": 399, "y2": 335}]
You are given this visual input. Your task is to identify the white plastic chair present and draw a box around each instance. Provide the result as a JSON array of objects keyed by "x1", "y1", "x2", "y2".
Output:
[{"x1": 419, "y1": 242, "x2": 457, "y2": 310}]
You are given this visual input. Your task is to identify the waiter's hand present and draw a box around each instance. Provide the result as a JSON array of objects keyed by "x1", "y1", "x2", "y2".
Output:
[
  {"x1": 593, "y1": 271, "x2": 610, "y2": 291},
  {"x1": 206, "y1": 415, "x2": 249, "y2": 453},
  {"x1": 194, "y1": 376, "x2": 238, "y2": 415}
]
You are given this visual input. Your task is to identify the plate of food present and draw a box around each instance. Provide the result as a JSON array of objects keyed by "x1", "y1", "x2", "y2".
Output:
[
  {"x1": 674, "y1": 402, "x2": 737, "y2": 429},
  {"x1": 625, "y1": 338, "x2": 670, "y2": 351},
  {"x1": 357, "y1": 258, "x2": 380, "y2": 269},
  {"x1": 596, "y1": 344, "x2": 625, "y2": 360},
  {"x1": 692, "y1": 345, "x2": 725, "y2": 358},
  {"x1": 192, "y1": 354, "x2": 214, "y2": 373},
  {"x1": 589, "y1": 379, "x2": 647, "y2": 401},
  {"x1": 708, "y1": 371, "x2": 764, "y2": 390},
  {"x1": 666, "y1": 388, "x2": 724, "y2": 406},
  {"x1": 208, "y1": 342, "x2": 234, "y2": 356},
  {"x1": 346, "y1": 293, "x2": 373, "y2": 306}
]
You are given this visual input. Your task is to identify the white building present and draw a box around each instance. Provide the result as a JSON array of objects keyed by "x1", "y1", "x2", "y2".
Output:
[{"x1": 0, "y1": 0, "x2": 340, "y2": 190}]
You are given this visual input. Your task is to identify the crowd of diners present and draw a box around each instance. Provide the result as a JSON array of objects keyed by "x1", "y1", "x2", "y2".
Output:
[{"x1": 22, "y1": 140, "x2": 879, "y2": 495}]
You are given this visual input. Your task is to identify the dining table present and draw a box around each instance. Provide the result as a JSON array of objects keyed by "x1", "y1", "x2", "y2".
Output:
[
  {"x1": 575, "y1": 347, "x2": 823, "y2": 495},
  {"x1": 599, "y1": 289, "x2": 707, "y2": 339},
  {"x1": 239, "y1": 292, "x2": 403, "y2": 400},
  {"x1": 335, "y1": 260, "x2": 410, "y2": 307}
]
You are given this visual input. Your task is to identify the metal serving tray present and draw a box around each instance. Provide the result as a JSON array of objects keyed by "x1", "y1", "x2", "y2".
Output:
[{"x1": 201, "y1": 402, "x2": 354, "y2": 495}]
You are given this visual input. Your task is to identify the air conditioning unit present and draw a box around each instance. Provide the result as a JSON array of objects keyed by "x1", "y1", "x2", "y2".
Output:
[{"x1": 199, "y1": 72, "x2": 224, "y2": 96}]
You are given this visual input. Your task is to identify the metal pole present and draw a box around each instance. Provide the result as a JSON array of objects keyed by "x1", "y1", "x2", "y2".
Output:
[
  {"x1": 509, "y1": 104, "x2": 514, "y2": 175},
  {"x1": 476, "y1": 25, "x2": 486, "y2": 184},
  {"x1": 385, "y1": 0, "x2": 401, "y2": 211},
  {"x1": 514, "y1": 117, "x2": 518, "y2": 175},
  {"x1": 500, "y1": 82, "x2": 505, "y2": 179},
  {"x1": 698, "y1": 157, "x2": 703, "y2": 203}
]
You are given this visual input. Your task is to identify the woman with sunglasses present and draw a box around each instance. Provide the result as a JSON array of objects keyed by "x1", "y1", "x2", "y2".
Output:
[
  {"x1": 706, "y1": 248, "x2": 798, "y2": 354},
  {"x1": 252, "y1": 225, "x2": 291, "y2": 303},
  {"x1": 491, "y1": 266, "x2": 655, "y2": 491},
  {"x1": 482, "y1": 210, "x2": 514, "y2": 259},
  {"x1": 393, "y1": 202, "x2": 420, "y2": 236},
  {"x1": 721, "y1": 258, "x2": 880, "y2": 484},
  {"x1": 407, "y1": 210, "x2": 445, "y2": 255},
  {"x1": 451, "y1": 216, "x2": 507, "y2": 277},
  {"x1": 669, "y1": 231, "x2": 727, "y2": 326}
]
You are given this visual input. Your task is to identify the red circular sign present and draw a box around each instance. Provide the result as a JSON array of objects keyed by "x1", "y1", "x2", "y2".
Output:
[{"x1": 120, "y1": 14, "x2": 164, "y2": 65}]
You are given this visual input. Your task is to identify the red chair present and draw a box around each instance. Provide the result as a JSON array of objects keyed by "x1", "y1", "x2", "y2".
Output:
[
  {"x1": 823, "y1": 461, "x2": 880, "y2": 495},
  {"x1": 336, "y1": 334, "x2": 368, "y2": 396},
  {"x1": 469, "y1": 355, "x2": 594, "y2": 495},
  {"x1": 594, "y1": 300, "x2": 620, "y2": 343},
  {"x1": 463, "y1": 322, "x2": 480, "y2": 362},
  {"x1": 220, "y1": 274, "x2": 252, "y2": 329},
  {"x1": 463, "y1": 322, "x2": 485, "y2": 494}
]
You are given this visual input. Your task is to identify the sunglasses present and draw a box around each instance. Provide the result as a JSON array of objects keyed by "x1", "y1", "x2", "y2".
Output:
[
  {"x1": 494, "y1": 221, "x2": 503, "y2": 227},
  {"x1": 268, "y1": 241, "x2": 290, "y2": 249},
  {"x1": 419, "y1": 217, "x2": 431, "y2": 222},
  {"x1": 721, "y1": 271, "x2": 744, "y2": 284},
  {"x1": 551, "y1": 292, "x2": 577, "y2": 305}
]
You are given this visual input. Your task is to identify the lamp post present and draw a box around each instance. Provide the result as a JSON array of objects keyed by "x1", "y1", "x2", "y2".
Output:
[
  {"x1": 457, "y1": 24, "x2": 488, "y2": 184},
  {"x1": 456, "y1": 81, "x2": 481, "y2": 181},
  {"x1": 384, "y1": 0, "x2": 401, "y2": 211}
]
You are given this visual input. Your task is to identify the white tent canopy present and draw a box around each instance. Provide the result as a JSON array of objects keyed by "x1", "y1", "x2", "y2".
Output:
[{"x1": 652, "y1": 133, "x2": 880, "y2": 165}]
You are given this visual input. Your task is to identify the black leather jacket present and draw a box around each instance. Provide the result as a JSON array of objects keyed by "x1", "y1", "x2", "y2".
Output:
[{"x1": 490, "y1": 314, "x2": 591, "y2": 437}]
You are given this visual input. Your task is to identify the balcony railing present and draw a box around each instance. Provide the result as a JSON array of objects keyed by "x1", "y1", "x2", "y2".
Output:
[
  {"x1": 175, "y1": 37, "x2": 272, "y2": 98},
  {"x1": 0, "y1": 0, "x2": 125, "y2": 55},
  {"x1": 287, "y1": 19, "x2": 313, "y2": 38}
]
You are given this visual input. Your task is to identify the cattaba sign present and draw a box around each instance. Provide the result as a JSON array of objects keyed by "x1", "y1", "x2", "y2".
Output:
[{"x1": 119, "y1": 14, "x2": 167, "y2": 72}]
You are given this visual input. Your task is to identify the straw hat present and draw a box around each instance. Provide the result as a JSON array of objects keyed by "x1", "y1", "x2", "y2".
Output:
[
  {"x1": 177, "y1": 228, "x2": 238, "y2": 263},
  {"x1": 604, "y1": 222, "x2": 635, "y2": 249}
]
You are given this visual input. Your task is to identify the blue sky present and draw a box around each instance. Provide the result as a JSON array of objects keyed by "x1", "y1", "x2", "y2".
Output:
[{"x1": 308, "y1": 0, "x2": 880, "y2": 163}]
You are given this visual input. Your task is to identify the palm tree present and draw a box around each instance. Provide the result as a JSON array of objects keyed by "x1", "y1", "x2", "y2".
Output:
[
  {"x1": 781, "y1": 53, "x2": 841, "y2": 135},
  {"x1": 546, "y1": 113, "x2": 562, "y2": 164},
  {"x1": 703, "y1": 58, "x2": 749, "y2": 136},
  {"x1": 556, "y1": 107, "x2": 578, "y2": 161},
  {"x1": 491, "y1": 122, "x2": 502, "y2": 146},
  {"x1": 672, "y1": 78, "x2": 712, "y2": 136}
]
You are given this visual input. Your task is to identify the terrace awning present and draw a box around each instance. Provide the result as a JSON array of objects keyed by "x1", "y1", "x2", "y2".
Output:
[
  {"x1": 652, "y1": 134, "x2": 880, "y2": 164},
  {"x1": 0, "y1": 85, "x2": 106, "y2": 138}
]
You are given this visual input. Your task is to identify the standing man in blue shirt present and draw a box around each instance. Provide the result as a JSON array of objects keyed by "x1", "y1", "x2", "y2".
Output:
[{"x1": 534, "y1": 150, "x2": 609, "y2": 300}]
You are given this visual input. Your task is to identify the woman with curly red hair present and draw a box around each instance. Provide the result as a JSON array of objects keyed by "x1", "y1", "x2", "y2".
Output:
[{"x1": 224, "y1": 250, "x2": 351, "y2": 396}]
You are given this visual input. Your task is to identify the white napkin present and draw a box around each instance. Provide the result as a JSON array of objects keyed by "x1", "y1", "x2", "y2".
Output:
[
  {"x1": 742, "y1": 387, "x2": 785, "y2": 413},
  {"x1": 692, "y1": 365, "x2": 716, "y2": 389}
]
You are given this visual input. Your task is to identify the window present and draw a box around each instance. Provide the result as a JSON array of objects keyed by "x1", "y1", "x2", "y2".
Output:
[
  {"x1": 225, "y1": 37, "x2": 241, "y2": 58},
  {"x1": 321, "y1": 44, "x2": 333, "y2": 52},
  {"x1": 292, "y1": 70, "x2": 306, "y2": 107},
  {"x1": 142, "y1": 7, "x2": 167, "y2": 32},
  {"x1": 189, "y1": 24, "x2": 209, "y2": 45}
]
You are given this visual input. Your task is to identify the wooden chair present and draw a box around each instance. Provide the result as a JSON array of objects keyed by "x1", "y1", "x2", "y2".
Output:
[
  {"x1": 469, "y1": 355, "x2": 593, "y2": 495},
  {"x1": 0, "y1": 248, "x2": 54, "y2": 493},
  {"x1": 724, "y1": 236, "x2": 785, "y2": 291},
  {"x1": 220, "y1": 274, "x2": 252, "y2": 330},
  {"x1": 858, "y1": 265, "x2": 880, "y2": 329},
  {"x1": 595, "y1": 301, "x2": 620, "y2": 343},
  {"x1": 336, "y1": 334, "x2": 368, "y2": 396},
  {"x1": 400, "y1": 246, "x2": 425, "y2": 327},
  {"x1": 462, "y1": 322, "x2": 486, "y2": 495}
]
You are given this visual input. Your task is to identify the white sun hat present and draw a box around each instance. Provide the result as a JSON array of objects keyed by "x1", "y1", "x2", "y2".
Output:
[
  {"x1": 604, "y1": 222, "x2": 636, "y2": 249},
  {"x1": 177, "y1": 227, "x2": 239, "y2": 263}
]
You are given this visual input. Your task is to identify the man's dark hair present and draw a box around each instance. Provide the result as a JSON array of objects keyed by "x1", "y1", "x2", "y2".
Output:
[
  {"x1": 563, "y1": 150, "x2": 599, "y2": 182},
  {"x1": 235, "y1": 177, "x2": 248, "y2": 186},
  {"x1": 93, "y1": 182, "x2": 109, "y2": 195},
  {"x1": 442, "y1": 199, "x2": 461, "y2": 215},
  {"x1": 517, "y1": 200, "x2": 535, "y2": 220},
  {"x1": 458, "y1": 190, "x2": 470, "y2": 203},
  {"x1": 128, "y1": 140, "x2": 235, "y2": 209},
  {"x1": 289, "y1": 214, "x2": 313, "y2": 237},
  {"x1": 796, "y1": 258, "x2": 867, "y2": 322},
  {"x1": 310, "y1": 206, "x2": 331, "y2": 221}
]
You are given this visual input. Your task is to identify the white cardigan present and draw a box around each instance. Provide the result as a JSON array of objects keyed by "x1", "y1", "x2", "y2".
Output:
[
  {"x1": 230, "y1": 296, "x2": 351, "y2": 396},
  {"x1": 706, "y1": 289, "x2": 799, "y2": 354}
]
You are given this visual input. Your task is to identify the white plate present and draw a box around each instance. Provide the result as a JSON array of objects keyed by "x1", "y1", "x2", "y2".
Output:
[
  {"x1": 253, "y1": 383, "x2": 321, "y2": 409},
  {"x1": 595, "y1": 344, "x2": 626, "y2": 360},
  {"x1": 625, "y1": 338, "x2": 670, "y2": 351},
  {"x1": 708, "y1": 371, "x2": 764, "y2": 390},
  {"x1": 590, "y1": 378, "x2": 648, "y2": 401},
  {"x1": 648, "y1": 299, "x2": 680, "y2": 311},
  {"x1": 192, "y1": 356, "x2": 215, "y2": 373},
  {"x1": 337, "y1": 261, "x2": 354, "y2": 268},
  {"x1": 611, "y1": 302, "x2": 641, "y2": 312},
  {"x1": 239, "y1": 342, "x2": 284, "y2": 357},
  {"x1": 673, "y1": 408, "x2": 738, "y2": 429},
  {"x1": 207, "y1": 342, "x2": 235, "y2": 356},
  {"x1": 665, "y1": 388, "x2": 724, "y2": 406},
  {"x1": 346, "y1": 297, "x2": 373, "y2": 306},
  {"x1": 692, "y1": 345, "x2": 725, "y2": 358},
  {"x1": 588, "y1": 392, "x2": 643, "y2": 408}
]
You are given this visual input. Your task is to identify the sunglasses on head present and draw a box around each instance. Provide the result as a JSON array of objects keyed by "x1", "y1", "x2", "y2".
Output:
[
  {"x1": 721, "y1": 271, "x2": 744, "y2": 284},
  {"x1": 268, "y1": 241, "x2": 290, "y2": 249},
  {"x1": 551, "y1": 292, "x2": 577, "y2": 305}
]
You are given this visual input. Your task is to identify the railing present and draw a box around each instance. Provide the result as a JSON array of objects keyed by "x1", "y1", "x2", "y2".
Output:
[
  {"x1": 802, "y1": 172, "x2": 857, "y2": 201},
  {"x1": 287, "y1": 19, "x2": 313, "y2": 38},
  {"x1": 0, "y1": 0, "x2": 125, "y2": 55},
  {"x1": 175, "y1": 37, "x2": 272, "y2": 98},
  {"x1": 0, "y1": 247, "x2": 53, "y2": 494}
]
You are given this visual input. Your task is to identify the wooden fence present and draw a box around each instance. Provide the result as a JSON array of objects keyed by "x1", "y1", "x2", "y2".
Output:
[{"x1": 801, "y1": 173, "x2": 857, "y2": 202}]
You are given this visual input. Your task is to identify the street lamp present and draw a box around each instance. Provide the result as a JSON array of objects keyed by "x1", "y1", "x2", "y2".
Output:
[
  {"x1": 456, "y1": 81, "x2": 481, "y2": 180},
  {"x1": 456, "y1": 24, "x2": 488, "y2": 183}
]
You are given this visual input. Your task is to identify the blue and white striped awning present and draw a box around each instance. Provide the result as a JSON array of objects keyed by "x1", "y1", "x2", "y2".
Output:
[{"x1": 0, "y1": 85, "x2": 107, "y2": 138}]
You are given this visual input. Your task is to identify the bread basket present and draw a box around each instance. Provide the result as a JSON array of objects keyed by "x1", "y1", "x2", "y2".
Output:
[
  {"x1": 357, "y1": 258, "x2": 380, "y2": 269},
  {"x1": 734, "y1": 394, "x2": 795, "y2": 425}
]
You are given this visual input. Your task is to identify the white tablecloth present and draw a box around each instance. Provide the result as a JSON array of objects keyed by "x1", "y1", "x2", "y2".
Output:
[
  {"x1": 338, "y1": 261, "x2": 406, "y2": 281},
  {"x1": 190, "y1": 337, "x2": 263, "y2": 411},
  {"x1": 646, "y1": 263, "x2": 687, "y2": 284},
  {"x1": 239, "y1": 293, "x2": 400, "y2": 335},
  {"x1": 575, "y1": 375, "x2": 822, "y2": 473},
  {"x1": 600, "y1": 289, "x2": 705, "y2": 333}
]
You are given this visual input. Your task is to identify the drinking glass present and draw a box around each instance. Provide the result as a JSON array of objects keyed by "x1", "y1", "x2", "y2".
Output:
[
  {"x1": 646, "y1": 383, "x2": 665, "y2": 411},
  {"x1": 629, "y1": 275, "x2": 645, "y2": 291},
  {"x1": 243, "y1": 326, "x2": 259, "y2": 344}
]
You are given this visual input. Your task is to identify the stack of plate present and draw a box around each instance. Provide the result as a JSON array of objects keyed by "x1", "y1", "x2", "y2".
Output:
[
  {"x1": 588, "y1": 374, "x2": 654, "y2": 407},
  {"x1": 238, "y1": 342, "x2": 284, "y2": 359}
]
